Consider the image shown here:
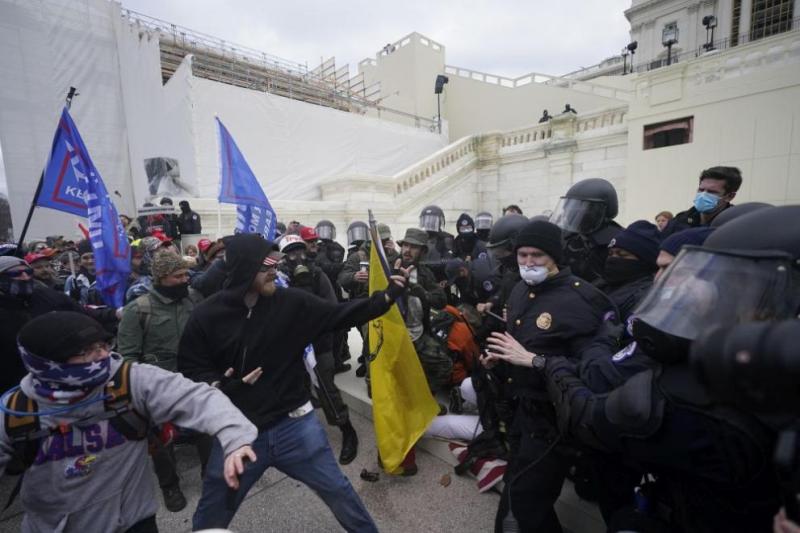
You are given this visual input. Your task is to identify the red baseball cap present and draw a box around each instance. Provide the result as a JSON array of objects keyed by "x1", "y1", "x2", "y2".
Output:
[
  {"x1": 24, "y1": 248, "x2": 55, "y2": 264},
  {"x1": 197, "y1": 238, "x2": 213, "y2": 253},
  {"x1": 300, "y1": 226, "x2": 319, "y2": 242}
]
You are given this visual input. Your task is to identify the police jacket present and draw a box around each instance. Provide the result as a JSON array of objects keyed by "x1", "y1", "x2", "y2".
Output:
[
  {"x1": 597, "y1": 274, "x2": 653, "y2": 323},
  {"x1": 315, "y1": 240, "x2": 346, "y2": 297},
  {"x1": 453, "y1": 234, "x2": 488, "y2": 262},
  {"x1": 504, "y1": 267, "x2": 610, "y2": 400},
  {"x1": 338, "y1": 243, "x2": 399, "y2": 299},
  {"x1": 544, "y1": 359, "x2": 780, "y2": 531},
  {"x1": 177, "y1": 210, "x2": 202, "y2": 234}
]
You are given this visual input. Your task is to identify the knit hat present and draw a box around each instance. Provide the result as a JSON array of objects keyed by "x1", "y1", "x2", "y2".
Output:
[
  {"x1": 608, "y1": 220, "x2": 662, "y2": 265},
  {"x1": 514, "y1": 220, "x2": 563, "y2": 263},
  {"x1": 18, "y1": 311, "x2": 112, "y2": 363},
  {"x1": 456, "y1": 213, "x2": 475, "y2": 234},
  {"x1": 151, "y1": 252, "x2": 188, "y2": 282},
  {"x1": 0, "y1": 256, "x2": 27, "y2": 275},
  {"x1": 660, "y1": 227, "x2": 715, "y2": 257}
]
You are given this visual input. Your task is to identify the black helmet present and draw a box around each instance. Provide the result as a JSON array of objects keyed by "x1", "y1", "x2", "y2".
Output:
[
  {"x1": 709, "y1": 202, "x2": 773, "y2": 228},
  {"x1": 486, "y1": 214, "x2": 528, "y2": 249},
  {"x1": 346, "y1": 221, "x2": 369, "y2": 246},
  {"x1": 315, "y1": 220, "x2": 336, "y2": 241},
  {"x1": 550, "y1": 178, "x2": 618, "y2": 234},
  {"x1": 419, "y1": 205, "x2": 445, "y2": 232},
  {"x1": 475, "y1": 212, "x2": 493, "y2": 231},
  {"x1": 631, "y1": 205, "x2": 800, "y2": 364}
]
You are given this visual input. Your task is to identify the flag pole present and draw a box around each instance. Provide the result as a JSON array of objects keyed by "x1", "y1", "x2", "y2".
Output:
[{"x1": 15, "y1": 87, "x2": 79, "y2": 256}]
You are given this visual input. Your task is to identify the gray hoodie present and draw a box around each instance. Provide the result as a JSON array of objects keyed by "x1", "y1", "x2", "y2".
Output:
[{"x1": 0, "y1": 354, "x2": 257, "y2": 533}]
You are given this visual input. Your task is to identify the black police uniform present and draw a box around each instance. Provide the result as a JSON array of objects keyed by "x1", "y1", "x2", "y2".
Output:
[
  {"x1": 494, "y1": 268, "x2": 611, "y2": 532},
  {"x1": 315, "y1": 240, "x2": 349, "y2": 366}
]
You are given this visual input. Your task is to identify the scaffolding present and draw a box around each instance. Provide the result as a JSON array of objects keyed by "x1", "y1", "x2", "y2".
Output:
[{"x1": 121, "y1": 8, "x2": 428, "y2": 128}]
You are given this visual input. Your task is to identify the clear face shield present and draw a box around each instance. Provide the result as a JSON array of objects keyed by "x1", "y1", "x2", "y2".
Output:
[
  {"x1": 632, "y1": 246, "x2": 795, "y2": 342},
  {"x1": 475, "y1": 214, "x2": 493, "y2": 231},
  {"x1": 420, "y1": 214, "x2": 444, "y2": 232},
  {"x1": 347, "y1": 225, "x2": 368, "y2": 245},
  {"x1": 549, "y1": 197, "x2": 607, "y2": 234},
  {"x1": 316, "y1": 224, "x2": 335, "y2": 241}
]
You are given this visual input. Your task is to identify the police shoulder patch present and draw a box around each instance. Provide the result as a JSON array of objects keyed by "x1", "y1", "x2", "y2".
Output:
[{"x1": 483, "y1": 280, "x2": 493, "y2": 292}]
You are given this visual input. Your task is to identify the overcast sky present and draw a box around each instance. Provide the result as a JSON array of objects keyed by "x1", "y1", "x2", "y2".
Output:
[{"x1": 0, "y1": 1, "x2": 633, "y2": 195}]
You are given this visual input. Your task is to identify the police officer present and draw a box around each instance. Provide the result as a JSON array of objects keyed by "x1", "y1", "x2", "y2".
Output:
[
  {"x1": 453, "y1": 213, "x2": 489, "y2": 262},
  {"x1": 277, "y1": 234, "x2": 359, "y2": 464},
  {"x1": 475, "y1": 211, "x2": 493, "y2": 243},
  {"x1": 313, "y1": 220, "x2": 351, "y2": 372},
  {"x1": 545, "y1": 205, "x2": 800, "y2": 532},
  {"x1": 344, "y1": 220, "x2": 369, "y2": 259},
  {"x1": 550, "y1": 178, "x2": 622, "y2": 283},
  {"x1": 419, "y1": 205, "x2": 453, "y2": 264},
  {"x1": 482, "y1": 219, "x2": 612, "y2": 532}
]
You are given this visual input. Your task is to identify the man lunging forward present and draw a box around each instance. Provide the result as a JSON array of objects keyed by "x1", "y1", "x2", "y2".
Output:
[{"x1": 179, "y1": 233, "x2": 408, "y2": 531}]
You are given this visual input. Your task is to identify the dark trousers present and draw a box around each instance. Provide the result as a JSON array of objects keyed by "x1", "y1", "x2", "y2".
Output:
[
  {"x1": 314, "y1": 349, "x2": 349, "y2": 427},
  {"x1": 125, "y1": 515, "x2": 157, "y2": 533},
  {"x1": 152, "y1": 433, "x2": 214, "y2": 488},
  {"x1": 495, "y1": 407, "x2": 567, "y2": 533},
  {"x1": 333, "y1": 329, "x2": 351, "y2": 365}
]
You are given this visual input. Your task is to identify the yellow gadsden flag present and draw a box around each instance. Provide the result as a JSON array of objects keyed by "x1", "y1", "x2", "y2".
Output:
[{"x1": 368, "y1": 238, "x2": 439, "y2": 474}]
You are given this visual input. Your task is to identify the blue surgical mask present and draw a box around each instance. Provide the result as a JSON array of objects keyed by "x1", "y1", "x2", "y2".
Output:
[{"x1": 693, "y1": 191, "x2": 720, "y2": 213}]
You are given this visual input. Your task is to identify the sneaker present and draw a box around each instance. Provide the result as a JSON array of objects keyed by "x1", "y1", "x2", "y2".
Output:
[
  {"x1": 355, "y1": 364, "x2": 367, "y2": 378},
  {"x1": 162, "y1": 485, "x2": 187, "y2": 512},
  {"x1": 339, "y1": 423, "x2": 359, "y2": 465}
]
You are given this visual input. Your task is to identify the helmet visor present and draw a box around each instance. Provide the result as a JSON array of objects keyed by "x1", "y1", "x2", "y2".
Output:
[
  {"x1": 316, "y1": 224, "x2": 335, "y2": 241},
  {"x1": 475, "y1": 214, "x2": 493, "y2": 230},
  {"x1": 633, "y1": 246, "x2": 794, "y2": 341},
  {"x1": 347, "y1": 226, "x2": 368, "y2": 245},
  {"x1": 420, "y1": 214, "x2": 443, "y2": 232},
  {"x1": 549, "y1": 197, "x2": 606, "y2": 234}
]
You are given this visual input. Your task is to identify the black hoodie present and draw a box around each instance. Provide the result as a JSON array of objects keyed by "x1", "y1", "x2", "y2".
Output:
[{"x1": 178, "y1": 233, "x2": 392, "y2": 428}]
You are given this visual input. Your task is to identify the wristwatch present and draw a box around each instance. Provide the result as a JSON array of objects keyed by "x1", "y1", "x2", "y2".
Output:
[{"x1": 531, "y1": 353, "x2": 546, "y2": 370}]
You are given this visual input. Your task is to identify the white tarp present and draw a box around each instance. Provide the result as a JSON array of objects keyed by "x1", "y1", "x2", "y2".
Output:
[{"x1": 0, "y1": 0, "x2": 446, "y2": 241}]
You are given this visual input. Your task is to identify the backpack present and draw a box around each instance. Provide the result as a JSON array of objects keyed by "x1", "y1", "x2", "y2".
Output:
[
  {"x1": 4, "y1": 361, "x2": 150, "y2": 471},
  {"x1": 429, "y1": 305, "x2": 480, "y2": 385},
  {"x1": 135, "y1": 289, "x2": 203, "y2": 334}
]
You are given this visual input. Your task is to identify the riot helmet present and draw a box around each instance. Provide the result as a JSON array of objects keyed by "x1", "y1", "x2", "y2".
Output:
[
  {"x1": 709, "y1": 202, "x2": 773, "y2": 228},
  {"x1": 631, "y1": 205, "x2": 800, "y2": 364},
  {"x1": 475, "y1": 212, "x2": 493, "y2": 230},
  {"x1": 315, "y1": 219, "x2": 336, "y2": 241},
  {"x1": 550, "y1": 178, "x2": 618, "y2": 235},
  {"x1": 346, "y1": 221, "x2": 369, "y2": 247},
  {"x1": 487, "y1": 214, "x2": 528, "y2": 249},
  {"x1": 419, "y1": 205, "x2": 445, "y2": 233}
]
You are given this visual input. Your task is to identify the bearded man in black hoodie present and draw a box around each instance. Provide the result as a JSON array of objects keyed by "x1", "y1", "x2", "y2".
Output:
[{"x1": 179, "y1": 233, "x2": 408, "y2": 532}]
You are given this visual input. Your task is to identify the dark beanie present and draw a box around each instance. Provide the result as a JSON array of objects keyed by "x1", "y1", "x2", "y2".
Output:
[
  {"x1": 18, "y1": 311, "x2": 113, "y2": 362},
  {"x1": 77, "y1": 239, "x2": 93, "y2": 256},
  {"x1": 661, "y1": 227, "x2": 715, "y2": 257},
  {"x1": 608, "y1": 220, "x2": 662, "y2": 266},
  {"x1": 456, "y1": 213, "x2": 475, "y2": 233},
  {"x1": 514, "y1": 220, "x2": 563, "y2": 263}
]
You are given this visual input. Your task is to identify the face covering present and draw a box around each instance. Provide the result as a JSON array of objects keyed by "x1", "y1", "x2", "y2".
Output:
[
  {"x1": 520, "y1": 265, "x2": 550, "y2": 286},
  {"x1": 0, "y1": 276, "x2": 34, "y2": 299},
  {"x1": 604, "y1": 257, "x2": 654, "y2": 285},
  {"x1": 19, "y1": 344, "x2": 112, "y2": 403},
  {"x1": 156, "y1": 282, "x2": 189, "y2": 300},
  {"x1": 693, "y1": 191, "x2": 720, "y2": 214}
]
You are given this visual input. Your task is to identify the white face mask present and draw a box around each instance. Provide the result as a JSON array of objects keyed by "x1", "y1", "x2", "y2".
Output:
[{"x1": 520, "y1": 265, "x2": 549, "y2": 286}]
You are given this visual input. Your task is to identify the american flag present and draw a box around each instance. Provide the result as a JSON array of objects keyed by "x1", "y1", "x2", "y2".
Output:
[{"x1": 18, "y1": 344, "x2": 111, "y2": 402}]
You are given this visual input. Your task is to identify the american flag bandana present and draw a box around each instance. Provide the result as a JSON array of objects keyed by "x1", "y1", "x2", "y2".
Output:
[{"x1": 18, "y1": 344, "x2": 112, "y2": 403}]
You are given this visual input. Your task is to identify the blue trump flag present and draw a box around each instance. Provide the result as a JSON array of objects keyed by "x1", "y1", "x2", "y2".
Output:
[
  {"x1": 38, "y1": 108, "x2": 130, "y2": 308},
  {"x1": 216, "y1": 117, "x2": 277, "y2": 241}
]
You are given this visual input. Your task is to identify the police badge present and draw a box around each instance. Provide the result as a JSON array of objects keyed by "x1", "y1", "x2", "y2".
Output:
[{"x1": 536, "y1": 312, "x2": 552, "y2": 330}]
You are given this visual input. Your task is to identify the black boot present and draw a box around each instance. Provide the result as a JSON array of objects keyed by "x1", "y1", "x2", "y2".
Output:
[
  {"x1": 339, "y1": 422, "x2": 359, "y2": 465},
  {"x1": 162, "y1": 483, "x2": 187, "y2": 512}
]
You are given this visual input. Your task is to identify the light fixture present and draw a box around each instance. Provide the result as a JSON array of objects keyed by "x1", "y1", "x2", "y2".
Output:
[
  {"x1": 702, "y1": 15, "x2": 717, "y2": 51},
  {"x1": 662, "y1": 26, "x2": 679, "y2": 66},
  {"x1": 434, "y1": 75, "x2": 449, "y2": 134}
]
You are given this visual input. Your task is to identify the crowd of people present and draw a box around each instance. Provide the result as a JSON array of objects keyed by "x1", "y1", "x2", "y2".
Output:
[{"x1": 0, "y1": 168, "x2": 799, "y2": 533}]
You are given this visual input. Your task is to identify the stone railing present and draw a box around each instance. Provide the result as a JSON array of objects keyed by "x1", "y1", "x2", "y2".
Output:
[
  {"x1": 497, "y1": 106, "x2": 628, "y2": 150},
  {"x1": 359, "y1": 32, "x2": 444, "y2": 69},
  {"x1": 575, "y1": 107, "x2": 628, "y2": 133},
  {"x1": 443, "y1": 65, "x2": 632, "y2": 101},
  {"x1": 391, "y1": 135, "x2": 479, "y2": 195}
]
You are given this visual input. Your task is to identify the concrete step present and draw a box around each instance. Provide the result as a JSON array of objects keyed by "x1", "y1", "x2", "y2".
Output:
[{"x1": 335, "y1": 331, "x2": 606, "y2": 533}]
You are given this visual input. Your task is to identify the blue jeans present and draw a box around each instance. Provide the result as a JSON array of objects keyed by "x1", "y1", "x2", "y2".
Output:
[{"x1": 192, "y1": 412, "x2": 378, "y2": 532}]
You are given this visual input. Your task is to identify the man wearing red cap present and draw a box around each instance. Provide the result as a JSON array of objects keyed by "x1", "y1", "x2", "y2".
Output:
[{"x1": 24, "y1": 249, "x2": 60, "y2": 290}]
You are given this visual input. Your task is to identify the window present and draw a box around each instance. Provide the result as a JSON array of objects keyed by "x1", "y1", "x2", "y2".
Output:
[
  {"x1": 643, "y1": 117, "x2": 693, "y2": 150},
  {"x1": 732, "y1": 0, "x2": 742, "y2": 46},
  {"x1": 750, "y1": 0, "x2": 794, "y2": 41}
]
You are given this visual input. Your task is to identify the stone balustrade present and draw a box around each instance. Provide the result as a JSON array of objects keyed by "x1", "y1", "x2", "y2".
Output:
[{"x1": 392, "y1": 136, "x2": 480, "y2": 195}]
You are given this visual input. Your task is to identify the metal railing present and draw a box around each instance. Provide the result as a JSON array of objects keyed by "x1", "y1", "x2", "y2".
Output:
[{"x1": 631, "y1": 15, "x2": 800, "y2": 74}]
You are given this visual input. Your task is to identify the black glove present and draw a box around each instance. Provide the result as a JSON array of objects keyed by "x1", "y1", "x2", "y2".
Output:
[{"x1": 385, "y1": 278, "x2": 406, "y2": 302}]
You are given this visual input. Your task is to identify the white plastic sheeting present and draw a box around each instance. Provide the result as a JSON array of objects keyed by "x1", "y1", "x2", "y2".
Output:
[
  {"x1": 0, "y1": 0, "x2": 446, "y2": 240},
  {"x1": 0, "y1": 0, "x2": 137, "y2": 240}
]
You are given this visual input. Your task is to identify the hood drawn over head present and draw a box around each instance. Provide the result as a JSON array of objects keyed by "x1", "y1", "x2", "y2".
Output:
[{"x1": 222, "y1": 233, "x2": 273, "y2": 300}]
